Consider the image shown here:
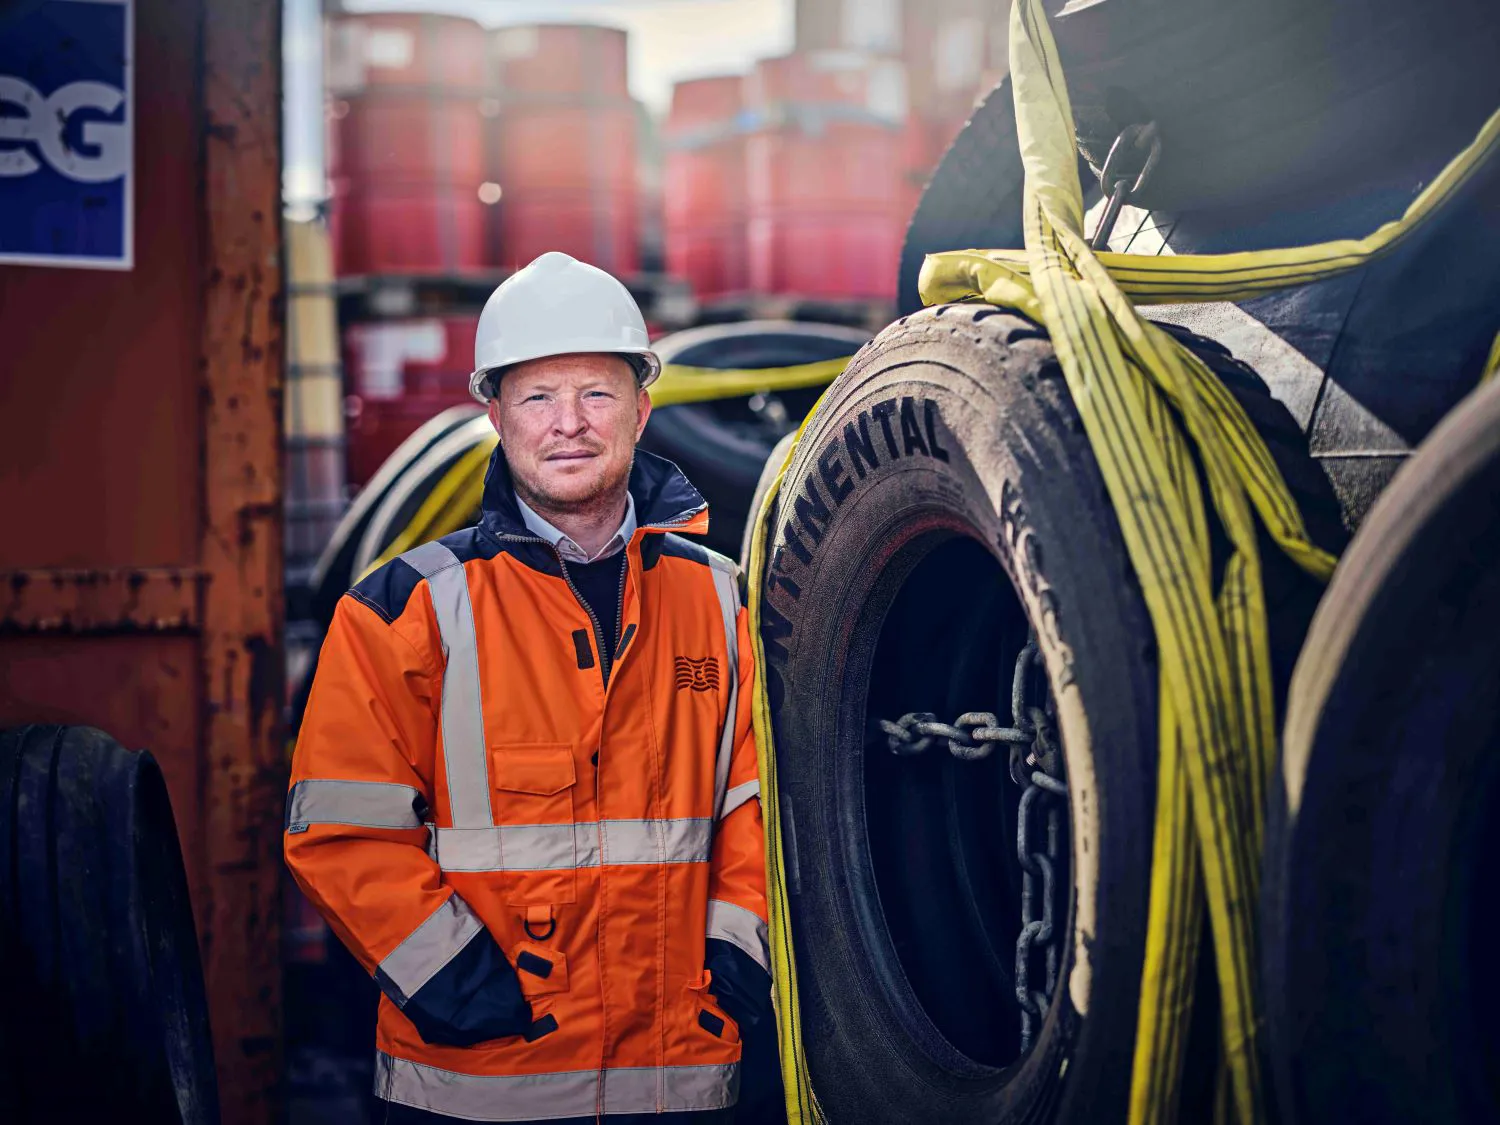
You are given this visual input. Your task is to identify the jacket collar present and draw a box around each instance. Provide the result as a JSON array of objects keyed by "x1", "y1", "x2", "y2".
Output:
[
  {"x1": 479, "y1": 444, "x2": 709, "y2": 542},
  {"x1": 515, "y1": 490, "x2": 637, "y2": 563}
]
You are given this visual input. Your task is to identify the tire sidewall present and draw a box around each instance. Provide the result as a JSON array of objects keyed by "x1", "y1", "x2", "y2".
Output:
[{"x1": 1267, "y1": 379, "x2": 1500, "y2": 1125}]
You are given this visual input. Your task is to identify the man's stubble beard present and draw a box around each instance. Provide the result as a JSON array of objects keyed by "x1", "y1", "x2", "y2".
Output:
[{"x1": 512, "y1": 448, "x2": 636, "y2": 524}]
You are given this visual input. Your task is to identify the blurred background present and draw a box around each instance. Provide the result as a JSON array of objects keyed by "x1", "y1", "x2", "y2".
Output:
[
  {"x1": 8, "y1": 2, "x2": 1500, "y2": 1122},
  {"x1": 280, "y1": 1, "x2": 1011, "y2": 1118}
]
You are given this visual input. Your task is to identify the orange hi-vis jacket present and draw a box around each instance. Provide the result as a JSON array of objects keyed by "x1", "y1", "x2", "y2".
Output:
[{"x1": 285, "y1": 449, "x2": 769, "y2": 1121}]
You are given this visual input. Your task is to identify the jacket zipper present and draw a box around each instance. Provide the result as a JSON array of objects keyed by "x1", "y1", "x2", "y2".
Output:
[
  {"x1": 492, "y1": 503, "x2": 702, "y2": 687},
  {"x1": 557, "y1": 553, "x2": 615, "y2": 688},
  {"x1": 493, "y1": 530, "x2": 619, "y2": 1098},
  {"x1": 489, "y1": 508, "x2": 700, "y2": 1106},
  {"x1": 488, "y1": 530, "x2": 608, "y2": 680},
  {"x1": 611, "y1": 558, "x2": 628, "y2": 671}
]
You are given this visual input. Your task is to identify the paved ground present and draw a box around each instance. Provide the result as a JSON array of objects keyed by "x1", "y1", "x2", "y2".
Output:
[{"x1": 286, "y1": 1047, "x2": 375, "y2": 1124}]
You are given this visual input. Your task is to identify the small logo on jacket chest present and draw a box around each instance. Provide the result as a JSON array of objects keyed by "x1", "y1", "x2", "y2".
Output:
[{"x1": 674, "y1": 656, "x2": 720, "y2": 692}]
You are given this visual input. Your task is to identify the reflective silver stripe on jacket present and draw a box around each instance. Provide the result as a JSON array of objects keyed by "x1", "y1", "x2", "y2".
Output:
[
  {"x1": 705, "y1": 552, "x2": 741, "y2": 822},
  {"x1": 402, "y1": 540, "x2": 493, "y2": 828},
  {"x1": 375, "y1": 895, "x2": 484, "y2": 1008},
  {"x1": 285, "y1": 779, "x2": 424, "y2": 834},
  {"x1": 718, "y1": 779, "x2": 760, "y2": 822},
  {"x1": 430, "y1": 818, "x2": 712, "y2": 873},
  {"x1": 706, "y1": 898, "x2": 771, "y2": 972},
  {"x1": 375, "y1": 1054, "x2": 738, "y2": 1120}
]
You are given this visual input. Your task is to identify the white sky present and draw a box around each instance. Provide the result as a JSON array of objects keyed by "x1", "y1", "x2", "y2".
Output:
[{"x1": 285, "y1": 0, "x2": 794, "y2": 204}]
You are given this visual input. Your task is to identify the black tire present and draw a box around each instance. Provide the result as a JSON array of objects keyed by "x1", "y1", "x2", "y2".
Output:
[
  {"x1": 0, "y1": 725, "x2": 219, "y2": 1124},
  {"x1": 1263, "y1": 376, "x2": 1500, "y2": 1125},
  {"x1": 642, "y1": 321, "x2": 870, "y2": 557},
  {"x1": 1052, "y1": 0, "x2": 1500, "y2": 215},
  {"x1": 305, "y1": 404, "x2": 483, "y2": 631},
  {"x1": 754, "y1": 304, "x2": 1342, "y2": 1123},
  {"x1": 899, "y1": 79, "x2": 1026, "y2": 317}
]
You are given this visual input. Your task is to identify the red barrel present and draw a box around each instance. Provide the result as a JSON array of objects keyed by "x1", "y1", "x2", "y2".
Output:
[
  {"x1": 489, "y1": 24, "x2": 640, "y2": 275},
  {"x1": 490, "y1": 22, "x2": 628, "y2": 98},
  {"x1": 342, "y1": 316, "x2": 480, "y2": 486},
  {"x1": 327, "y1": 92, "x2": 488, "y2": 186},
  {"x1": 329, "y1": 181, "x2": 489, "y2": 276},
  {"x1": 743, "y1": 51, "x2": 907, "y2": 300},
  {"x1": 325, "y1": 12, "x2": 490, "y2": 93},
  {"x1": 326, "y1": 13, "x2": 493, "y2": 276},
  {"x1": 664, "y1": 76, "x2": 749, "y2": 299},
  {"x1": 899, "y1": 109, "x2": 968, "y2": 223}
]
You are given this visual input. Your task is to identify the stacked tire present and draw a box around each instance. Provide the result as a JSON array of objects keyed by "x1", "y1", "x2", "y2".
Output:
[
  {"x1": 749, "y1": 306, "x2": 1343, "y2": 1122},
  {"x1": 1263, "y1": 375, "x2": 1500, "y2": 1125},
  {"x1": 0, "y1": 725, "x2": 219, "y2": 1123}
]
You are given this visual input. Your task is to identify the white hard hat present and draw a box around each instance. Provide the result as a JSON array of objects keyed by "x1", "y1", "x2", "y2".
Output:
[{"x1": 468, "y1": 251, "x2": 661, "y2": 403}]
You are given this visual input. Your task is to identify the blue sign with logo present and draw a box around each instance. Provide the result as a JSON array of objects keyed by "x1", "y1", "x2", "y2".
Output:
[{"x1": 0, "y1": 0, "x2": 133, "y2": 269}]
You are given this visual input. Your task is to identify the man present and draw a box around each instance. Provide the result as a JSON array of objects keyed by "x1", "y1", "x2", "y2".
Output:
[{"x1": 286, "y1": 252, "x2": 771, "y2": 1124}]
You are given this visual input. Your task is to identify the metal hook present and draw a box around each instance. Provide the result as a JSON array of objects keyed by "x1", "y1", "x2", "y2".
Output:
[{"x1": 1090, "y1": 122, "x2": 1162, "y2": 250}]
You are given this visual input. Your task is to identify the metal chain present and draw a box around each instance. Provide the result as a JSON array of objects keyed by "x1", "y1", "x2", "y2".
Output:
[
  {"x1": 877, "y1": 709, "x2": 1031, "y2": 760},
  {"x1": 879, "y1": 631, "x2": 1068, "y2": 1054}
]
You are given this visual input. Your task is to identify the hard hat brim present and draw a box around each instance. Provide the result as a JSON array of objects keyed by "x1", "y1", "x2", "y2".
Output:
[{"x1": 469, "y1": 348, "x2": 661, "y2": 404}]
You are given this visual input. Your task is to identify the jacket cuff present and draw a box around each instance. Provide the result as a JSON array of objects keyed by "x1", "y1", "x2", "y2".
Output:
[{"x1": 389, "y1": 926, "x2": 532, "y2": 1047}]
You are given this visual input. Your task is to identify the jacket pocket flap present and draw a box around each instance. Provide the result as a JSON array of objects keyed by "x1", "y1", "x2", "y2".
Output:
[{"x1": 493, "y1": 745, "x2": 576, "y2": 795}]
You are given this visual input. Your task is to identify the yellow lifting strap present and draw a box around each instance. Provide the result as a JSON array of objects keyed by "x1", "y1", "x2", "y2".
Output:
[
  {"x1": 921, "y1": 93, "x2": 1500, "y2": 314},
  {"x1": 1483, "y1": 329, "x2": 1500, "y2": 384},
  {"x1": 911, "y1": 3, "x2": 1499, "y2": 1123},
  {"x1": 649, "y1": 356, "x2": 851, "y2": 407},
  {"x1": 744, "y1": 394, "x2": 836, "y2": 1125},
  {"x1": 356, "y1": 357, "x2": 856, "y2": 579}
]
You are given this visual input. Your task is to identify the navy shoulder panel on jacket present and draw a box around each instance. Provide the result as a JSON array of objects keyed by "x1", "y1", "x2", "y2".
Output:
[
  {"x1": 658, "y1": 533, "x2": 738, "y2": 577},
  {"x1": 437, "y1": 525, "x2": 506, "y2": 566},
  {"x1": 346, "y1": 526, "x2": 503, "y2": 624},
  {"x1": 347, "y1": 558, "x2": 423, "y2": 625}
]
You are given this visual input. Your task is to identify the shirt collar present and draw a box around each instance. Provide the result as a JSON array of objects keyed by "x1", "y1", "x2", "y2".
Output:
[{"x1": 514, "y1": 491, "x2": 636, "y2": 564}]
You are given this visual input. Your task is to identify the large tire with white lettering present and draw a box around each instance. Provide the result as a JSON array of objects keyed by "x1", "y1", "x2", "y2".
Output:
[
  {"x1": 1263, "y1": 375, "x2": 1500, "y2": 1125},
  {"x1": 755, "y1": 304, "x2": 1342, "y2": 1123}
]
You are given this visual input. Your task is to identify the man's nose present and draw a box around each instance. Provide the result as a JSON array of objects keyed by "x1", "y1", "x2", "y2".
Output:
[{"x1": 553, "y1": 397, "x2": 588, "y2": 436}]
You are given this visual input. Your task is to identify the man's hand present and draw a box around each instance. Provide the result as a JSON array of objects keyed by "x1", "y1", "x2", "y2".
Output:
[
  {"x1": 705, "y1": 937, "x2": 772, "y2": 1029},
  {"x1": 399, "y1": 932, "x2": 533, "y2": 1047}
]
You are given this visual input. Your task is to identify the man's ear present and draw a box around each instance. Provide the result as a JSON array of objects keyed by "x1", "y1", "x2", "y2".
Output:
[
  {"x1": 635, "y1": 386, "x2": 653, "y2": 440},
  {"x1": 487, "y1": 398, "x2": 503, "y2": 444}
]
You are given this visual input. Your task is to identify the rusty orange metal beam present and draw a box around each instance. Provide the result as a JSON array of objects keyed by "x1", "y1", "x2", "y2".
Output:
[
  {"x1": 197, "y1": 0, "x2": 285, "y2": 1119},
  {"x1": 0, "y1": 0, "x2": 286, "y2": 1119},
  {"x1": 0, "y1": 567, "x2": 206, "y2": 633}
]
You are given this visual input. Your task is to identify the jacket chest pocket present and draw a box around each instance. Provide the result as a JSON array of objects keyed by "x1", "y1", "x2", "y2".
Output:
[{"x1": 492, "y1": 743, "x2": 579, "y2": 906}]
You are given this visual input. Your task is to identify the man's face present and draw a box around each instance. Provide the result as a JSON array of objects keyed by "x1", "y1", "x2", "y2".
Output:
[{"x1": 487, "y1": 352, "x2": 652, "y2": 513}]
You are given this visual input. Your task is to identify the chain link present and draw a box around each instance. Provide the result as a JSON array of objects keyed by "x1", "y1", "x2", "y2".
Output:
[
  {"x1": 879, "y1": 631, "x2": 1068, "y2": 1054},
  {"x1": 878, "y1": 710, "x2": 1033, "y2": 760}
]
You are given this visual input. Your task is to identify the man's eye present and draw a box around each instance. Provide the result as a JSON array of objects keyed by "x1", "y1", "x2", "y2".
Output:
[{"x1": 523, "y1": 394, "x2": 546, "y2": 403}]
